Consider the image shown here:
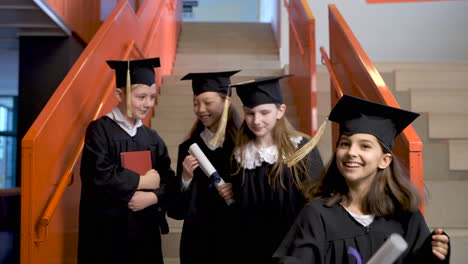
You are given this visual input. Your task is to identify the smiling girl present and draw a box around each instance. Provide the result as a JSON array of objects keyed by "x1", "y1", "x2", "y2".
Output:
[
  {"x1": 167, "y1": 70, "x2": 241, "y2": 264},
  {"x1": 273, "y1": 94, "x2": 450, "y2": 264},
  {"x1": 230, "y1": 75, "x2": 324, "y2": 264}
]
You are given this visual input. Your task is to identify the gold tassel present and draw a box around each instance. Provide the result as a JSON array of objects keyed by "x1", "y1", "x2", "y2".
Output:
[
  {"x1": 286, "y1": 117, "x2": 329, "y2": 167},
  {"x1": 126, "y1": 60, "x2": 132, "y2": 118},
  {"x1": 210, "y1": 96, "x2": 231, "y2": 148}
]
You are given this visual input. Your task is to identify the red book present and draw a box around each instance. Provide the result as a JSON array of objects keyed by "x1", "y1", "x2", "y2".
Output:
[{"x1": 120, "y1": 150, "x2": 152, "y2": 175}]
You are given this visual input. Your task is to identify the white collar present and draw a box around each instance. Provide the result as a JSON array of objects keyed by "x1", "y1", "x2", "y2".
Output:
[
  {"x1": 106, "y1": 107, "x2": 143, "y2": 137},
  {"x1": 200, "y1": 127, "x2": 220, "y2": 151},
  {"x1": 234, "y1": 136, "x2": 302, "y2": 169}
]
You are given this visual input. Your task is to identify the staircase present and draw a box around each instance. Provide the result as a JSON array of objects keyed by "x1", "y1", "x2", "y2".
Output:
[
  {"x1": 152, "y1": 22, "x2": 294, "y2": 263},
  {"x1": 317, "y1": 63, "x2": 468, "y2": 263}
]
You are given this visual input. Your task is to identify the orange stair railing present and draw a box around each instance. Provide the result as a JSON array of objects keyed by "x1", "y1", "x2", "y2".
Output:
[
  {"x1": 320, "y1": 4, "x2": 424, "y2": 201},
  {"x1": 20, "y1": 1, "x2": 181, "y2": 263},
  {"x1": 284, "y1": 0, "x2": 317, "y2": 136}
]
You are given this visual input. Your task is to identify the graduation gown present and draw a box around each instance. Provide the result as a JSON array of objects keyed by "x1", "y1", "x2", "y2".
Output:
[
  {"x1": 232, "y1": 138, "x2": 324, "y2": 264},
  {"x1": 273, "y1": 200, "x2": 450, "y2": 264},
  {"x1": 167, "y1": 130, "x2": 238, "y2": 264},
  {"x1": 78, "y1": 116, "x2": 175, "y2": 264}
]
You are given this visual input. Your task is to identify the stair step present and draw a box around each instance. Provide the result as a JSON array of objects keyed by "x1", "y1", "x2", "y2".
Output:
[
  {"x1": 176, "y1": 47, "x2": 278, "y2": 55},
  {"x1": 395, "y1": 69, "x2": 468, "y2": 91},
  {"x1": 428, "y1": 113, "x2": 468, "y2": 139},
  {"x1": 163, "y1": 257, "x2": 180, "y2": 264},
  {"x1": 376, "y1": 62, "x2": 468, "y2": 72},
  {"x1": 317, "y1": 72, "x2": 331, "y2": 92},
  {"x1": 175, "y1": 53, "x2": 279, "y2": 62},
  {"x1": 449, "y1": 140, "x2": 468, "y2": 171},
  {"x1": 161, "y1": 75, "x2": 270, "y2": 87},
  {"x1": 410, "y1": 90, "x2": 468, "y2": 113},
  {"x1": 161, "y1": 232, "x2": 181, "y2": 258},
  {"x1": 172, "y1": 68, "x2": 282, "y2": 76},
  {"x1": 424, "y1": 180, "x2": 468, "y2": 228},
  {"x1": 174, "y1": 61, "x2": 281, "y2": 69}
]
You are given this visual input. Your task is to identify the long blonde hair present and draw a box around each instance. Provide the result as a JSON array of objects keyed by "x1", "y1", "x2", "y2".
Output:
[{"x1": 234, "y1": 107, "x2": 311, "y2": 191}]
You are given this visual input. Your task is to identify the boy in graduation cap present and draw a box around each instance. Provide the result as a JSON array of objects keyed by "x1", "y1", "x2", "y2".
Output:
[
  {"x1": 166, "y1": 70, "x2": 242, "y2": 264},
  {"x1": 78, "y1": 58, "x2": 175, "y2": 264},
  {"x1": 273, "y1": 94, "x2": 450, "y2": 264},
  {"x1": 229, "y1": 75, "x2": 324, "y2": 264}
]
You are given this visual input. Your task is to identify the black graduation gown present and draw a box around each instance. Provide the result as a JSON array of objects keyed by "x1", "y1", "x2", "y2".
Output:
[
  {"x1": 78, "y1": 116, "x2": 175, "y2": 264},
  {"x1": 232, "y1": 139, "x2": 324, "y2": 264},
  {"x1": 273, "y1": 200, "x2": 450, "y2": 264},
  {"x1": 167, "y1": 132, "x2": 238, "y2": 264}
]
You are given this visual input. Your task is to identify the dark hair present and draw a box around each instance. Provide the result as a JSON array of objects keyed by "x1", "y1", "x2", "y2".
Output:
[{"x1": 305, "y1": 139, "x2": 422, "y2": 216}]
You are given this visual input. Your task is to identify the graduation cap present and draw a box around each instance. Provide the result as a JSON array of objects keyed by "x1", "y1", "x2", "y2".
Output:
[
  {"x1": 106, "y1": 57, "x2": 161, "y2": 117},
  {"x1": 232, "y1": 74, "x2": 293, "y2": 108},
  {"x1": 181, "y1": 70, "x2": 240, "y2": 96},
  {"x1": 181, "y1": 70, "x2": 241, "y2": 148},
  {"x1": 329, "y1": 94, "x2": 420, "y2": 151},
  {"x1": 286, "y1": 94, "x2": 420, "y2": 166}
]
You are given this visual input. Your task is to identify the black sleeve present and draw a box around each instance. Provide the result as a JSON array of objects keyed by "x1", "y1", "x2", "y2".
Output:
[
  {"x1": 404, "y1": 211, "x2": 451, "y2": 264},
  {"x1": 151, "y1": 131, "x2": 176, "y2": 210},
  {"x1": 273, "y1": 203, "x2": 326, "y2": 264},
  {"x1": 166, "y1": 142, "x2": 192, "y2": 220},
  {"x1": 81, "y1": 120, "x2": 139, "y2": 204}
]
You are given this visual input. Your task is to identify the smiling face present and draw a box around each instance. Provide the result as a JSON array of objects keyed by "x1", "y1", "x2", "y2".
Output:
[
  {"x1": 243, "y1": 103, "x2": 285, "y2": 140},
  {"x1": 193, "y1": 91, "x2": 225, "y2": 131},
  {"x1": 117, "y1": 83, "x2": 157, "y2": 124},
  {"x1": 335, "y1": 133, "x2": 392, "y2": 189}
]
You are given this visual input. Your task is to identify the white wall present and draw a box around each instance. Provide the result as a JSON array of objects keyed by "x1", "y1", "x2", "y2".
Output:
[
  {"x1": 307, "y1": 0, "x2": 468, "y2": 63},
  {"x1": 0, "y1": 49, "x2": 18, "y2": 96},
  {"x1": 279, "y1": 0, "x2": 289, "y2": 68},
  {"x1": 260, "y1": 0, "x2": 275, "y2": 23},
  {"x1": 184, "y1": 0, "x2": 259, "y2": 22},
  {"x1": 259, "y1": 0, "x2": 289, "y2": 69}
]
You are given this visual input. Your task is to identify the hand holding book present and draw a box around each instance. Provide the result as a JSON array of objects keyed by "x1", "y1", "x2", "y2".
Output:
[{"x1": 120, "y1": 150, "x2": 160, "y2": 189}]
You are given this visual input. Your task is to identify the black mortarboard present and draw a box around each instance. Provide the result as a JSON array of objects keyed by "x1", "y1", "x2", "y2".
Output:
[
  {"x1": 106, "y1": 57, "x2": 160, "y2": 118},
  {"x1": 106, "y1": 57, "x2": 161, "y2": 88},
  {"x1": 329, "y1": 94, "x2": 420, "y2": 151},
  {"x1": 286, "y1": 94, "x2": 420, "y2": 167},
  {"x1": 232, "y1": 74, "x2": 292, "y2": 108},
  {"x1": 181, "y1": 70, "x2": 240, "y2": 96}
]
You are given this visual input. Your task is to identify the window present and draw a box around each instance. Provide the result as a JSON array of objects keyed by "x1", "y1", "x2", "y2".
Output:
[{"x1": 0, "y1": 96, "x2": 17, "y2": 189}]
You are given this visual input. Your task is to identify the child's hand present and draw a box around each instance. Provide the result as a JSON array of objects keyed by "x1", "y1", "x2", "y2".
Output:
[
  {"x1": 128, "y1": 191, "x2": 158, "y2": 211},
  {"x1": 217, "y1": 182, "x2": 234, "y2": 201},
  {"x1": 182, "y1": 155, "x2": 198, "y2": 181},
  {"x1": 145, "y1": 169, "x2": 160, "y2": 189},
  {"x1": 432, "y1": 228, "x2": 449, "y2": 260},
  {"x1": 138, "y1": 169, "x2": 160, "y2": 190}
]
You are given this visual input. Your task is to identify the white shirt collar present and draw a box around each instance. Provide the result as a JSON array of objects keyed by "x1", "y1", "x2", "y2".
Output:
[
  {"x1": 343, "y1": 206, "x2": 375, "y2": 227},
  {"x1": 106, "y1": 107, "x2": 143, "y2": 137},
  {"x1": 200, "y1": 127, "x2": 220, "y2": 151},
  {"x1": 234, "y1": 136, "x2": 302, "y2": 169}
]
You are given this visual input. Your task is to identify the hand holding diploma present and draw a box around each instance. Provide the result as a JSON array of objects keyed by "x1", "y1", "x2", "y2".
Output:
[{"x1": 188, "y1": 143, "x2": 235, "y2": 206}]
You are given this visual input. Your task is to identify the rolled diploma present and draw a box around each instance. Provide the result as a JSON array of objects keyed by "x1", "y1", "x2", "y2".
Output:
[
  {"x1": 367, "y1": 233, "x2": 408, "y2": 264},
  {"x1": 188, "y1": 143, "x2": 234, "y2": 206}
]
